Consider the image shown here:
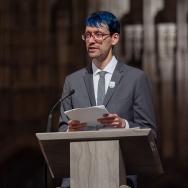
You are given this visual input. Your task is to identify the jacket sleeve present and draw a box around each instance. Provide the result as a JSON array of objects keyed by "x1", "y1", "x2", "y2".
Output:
[
  {"x1": 128, "y1": 72, "x2": 157, "y2": 137},
  {"x1": 59, "y1": 77, "x2": 73, "y2": 132}
]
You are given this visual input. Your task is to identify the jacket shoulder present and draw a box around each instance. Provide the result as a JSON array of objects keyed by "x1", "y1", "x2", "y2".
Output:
[{"x1": 119, "y1": 62, "x2": 146, "y2": 77}]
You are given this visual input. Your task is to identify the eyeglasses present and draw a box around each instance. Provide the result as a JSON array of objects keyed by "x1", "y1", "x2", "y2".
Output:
[{"x1": 81, "y1": 31, "x2": 110, "y2": 41}]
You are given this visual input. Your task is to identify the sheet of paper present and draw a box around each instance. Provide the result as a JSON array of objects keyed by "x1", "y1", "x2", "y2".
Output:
[{"x1": 64, "y1": 105, "x2": 109, "y2": 126}]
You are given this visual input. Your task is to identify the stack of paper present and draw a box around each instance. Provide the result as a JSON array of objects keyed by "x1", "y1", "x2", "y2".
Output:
[{"x1": 64, "y1": 105, "x2": 109, "y2": 127}]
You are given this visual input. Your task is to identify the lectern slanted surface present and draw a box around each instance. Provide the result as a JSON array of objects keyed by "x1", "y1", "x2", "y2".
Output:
[{"x1": 36, "y1": 128, "x2": 163, "y2": 179}]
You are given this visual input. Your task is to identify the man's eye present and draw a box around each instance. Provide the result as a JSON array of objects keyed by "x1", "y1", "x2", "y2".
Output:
[
  {"x1": 85, "y1": 33, "x2": 91, "y2": 37},
  {"x1": 95, "y1": 32, "x2": 102, "y2": 37}
]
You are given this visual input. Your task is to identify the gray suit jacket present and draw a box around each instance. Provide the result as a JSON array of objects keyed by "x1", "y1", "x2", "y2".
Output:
[{"x1": 59, "y1": 62, "x2": 156, "y2": 134}]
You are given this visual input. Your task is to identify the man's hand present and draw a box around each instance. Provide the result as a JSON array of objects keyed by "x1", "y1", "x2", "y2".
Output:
[
  {"x1": 97, "y1": 114, "x2": 126, "y2": 128},
  {"x1": 68, "y1": 120, "x2": 86, "y2": 131}
]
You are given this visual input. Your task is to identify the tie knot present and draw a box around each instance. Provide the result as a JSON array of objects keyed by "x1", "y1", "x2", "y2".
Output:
[{"x1": 98, "y1": 71, "x2": 106, "y2": 78}]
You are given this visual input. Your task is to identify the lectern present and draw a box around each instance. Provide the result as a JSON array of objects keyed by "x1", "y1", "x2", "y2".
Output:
[{"x1": 36, "y1": 128, "x2": 163, "y2": 188}]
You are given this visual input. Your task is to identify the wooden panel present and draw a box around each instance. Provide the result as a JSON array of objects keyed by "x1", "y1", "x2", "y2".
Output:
[{"x1": 70, "y1": 141, "x2": 119, "y2": 188}]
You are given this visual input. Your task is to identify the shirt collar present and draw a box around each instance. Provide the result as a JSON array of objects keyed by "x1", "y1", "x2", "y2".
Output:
[{"x1": 92, "y1": 56, "x2": 118, "y2": 76}]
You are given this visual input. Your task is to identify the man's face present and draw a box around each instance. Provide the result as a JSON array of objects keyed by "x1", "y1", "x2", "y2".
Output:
[{"x1": 83, "y1": 24, "x2": 119, "y2": 61}]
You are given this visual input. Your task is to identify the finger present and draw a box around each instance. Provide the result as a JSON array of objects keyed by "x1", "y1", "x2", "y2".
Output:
[
  {"x1": 98, "y1": 114, "x2": 118, "y2": 121},
  {"x1": 111, "y1": 119, "x2": 125, "y2": 128},
  {"x1": 69, "y1": 122, "x2": 86, "y2": 129},
  {"x1": 102, "y1": 118, "x2": 124, "y2": 128},
  {"x1": 98, "y1": 118, "x2": 112, "y2": 124},
  {"x1": 69, "y1": 126, "x2": 86, "y2": 131},
  {"x1": 98, "y1": 116, "x2": 117, "y2": 123},
  {"x1": 102, "y1": 122, "x2": 120, "y2": 128},
  {"x1": 69, "y1": 127, "x2": 85, "y2": 131},
  {"x1": 68, "y1": 120, "x2": 80, "y2": 125},
  {"x1": 98, "y1": 119, "x2": 114, "y2": 124},
  {"x1": 111, "y1": 121, "x2": 121, "y2": 127},
  {"x1": 98, "y1": 117, "x2": 119, "y2": 124},
  {"x1": 103, "y1": 113, "x2": 118, "y2": 118}
]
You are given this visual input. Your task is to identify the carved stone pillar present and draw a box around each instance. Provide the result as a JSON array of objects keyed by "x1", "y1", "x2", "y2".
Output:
[{"x1": 176, "y1": 0, "x2": 188, "y2": 165}]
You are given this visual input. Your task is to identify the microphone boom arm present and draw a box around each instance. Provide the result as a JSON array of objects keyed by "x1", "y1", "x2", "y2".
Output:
[{"x1": 46, "y1": 89, "x2": 75, "y2": 132}]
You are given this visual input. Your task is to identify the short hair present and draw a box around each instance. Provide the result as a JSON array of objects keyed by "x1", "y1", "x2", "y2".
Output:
[{"x1": 85, "y1": 11, "x2": 120, "y2": 35}]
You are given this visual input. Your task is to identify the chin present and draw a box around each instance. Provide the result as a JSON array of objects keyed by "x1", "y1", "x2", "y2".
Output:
[{"x1": 88, "y1": 53, "x2": 99, "y2": 59}]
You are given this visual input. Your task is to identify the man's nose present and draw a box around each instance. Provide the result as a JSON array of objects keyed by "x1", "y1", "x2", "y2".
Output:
[{"x1": 88, "y1": 35, "x2": 95, "y2": 43}]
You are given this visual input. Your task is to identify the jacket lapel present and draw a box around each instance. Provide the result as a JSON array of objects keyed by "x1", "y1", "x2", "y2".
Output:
[
  {"x1": 83, "y1": 65, "x2": 96, "y2": 106},
  {"x1": 103, "y1": 62, "x2": 124, "y2": 106}
]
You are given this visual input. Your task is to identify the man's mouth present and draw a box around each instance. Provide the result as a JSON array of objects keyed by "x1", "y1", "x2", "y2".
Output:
[{"x1": 88, "y1": 46, "x2": 99, "y2": 52}]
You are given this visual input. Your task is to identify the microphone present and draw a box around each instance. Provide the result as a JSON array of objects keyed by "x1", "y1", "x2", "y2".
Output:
[{"x1": 46, "y1": 89, "x2": 75, "y2": 132}]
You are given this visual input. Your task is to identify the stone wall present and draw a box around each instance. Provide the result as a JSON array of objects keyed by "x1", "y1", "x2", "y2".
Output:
[{"x1": 0, "y1": 0, "x2": 188, "y2": 187}]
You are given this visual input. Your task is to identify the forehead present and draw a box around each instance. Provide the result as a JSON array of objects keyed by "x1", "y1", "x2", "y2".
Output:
[{"x1": 85, "y1": 24, "x2": 109, "y2": 32}]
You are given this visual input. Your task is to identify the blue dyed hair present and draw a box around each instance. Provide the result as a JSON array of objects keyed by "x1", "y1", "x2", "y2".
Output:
[{"x1": 85, "y1": 11, "x2": 120, "y2": 35}]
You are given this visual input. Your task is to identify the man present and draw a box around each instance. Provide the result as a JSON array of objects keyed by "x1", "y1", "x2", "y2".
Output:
[
  {"x1": 59, "y1": 11, "x2": 156, "y2": 134},
  {"x1": 59, "y1": 11, "x2": 156, "y2": 188}
]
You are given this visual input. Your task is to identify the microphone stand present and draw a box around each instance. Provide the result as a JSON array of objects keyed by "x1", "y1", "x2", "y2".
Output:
[
  {"x1": 44, "y1": 89, "x2": 75, "y2": 188},
  {"x1": 46, "y1": 89, "x2": 75, "y2": 132}
]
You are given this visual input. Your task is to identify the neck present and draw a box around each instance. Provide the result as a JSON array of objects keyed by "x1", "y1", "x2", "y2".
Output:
[{"x1": 93, "y1": 51, "x2": 113, "y2": 70}]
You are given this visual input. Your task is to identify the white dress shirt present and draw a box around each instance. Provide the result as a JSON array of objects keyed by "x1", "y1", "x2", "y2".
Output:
[
  {"x1": 92, "y1": 56, "x2": 129, "y2": 128},
  {"x1": 92, "y1": 56, "x2": 117, "y2": 101}
]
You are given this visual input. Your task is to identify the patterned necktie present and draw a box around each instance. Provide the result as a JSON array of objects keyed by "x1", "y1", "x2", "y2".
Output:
[{"x1": 97, "y1": 71, "x2": 106, "y2": 105}]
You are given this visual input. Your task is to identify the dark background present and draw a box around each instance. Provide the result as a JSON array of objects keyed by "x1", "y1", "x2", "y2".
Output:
[{"x1": 0, "y1": 0, "x2": 188, "y2": 187}]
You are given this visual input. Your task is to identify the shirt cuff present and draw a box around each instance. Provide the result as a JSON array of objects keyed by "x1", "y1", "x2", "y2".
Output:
[{"x1": 124, "y1": 119, "x2": 129, "y2": 129}]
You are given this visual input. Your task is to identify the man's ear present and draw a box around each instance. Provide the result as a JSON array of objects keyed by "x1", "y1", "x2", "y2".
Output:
[{"x1": 111, "y1": 33, "x2": 120, "y2": 46}]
